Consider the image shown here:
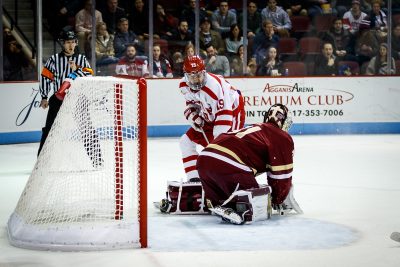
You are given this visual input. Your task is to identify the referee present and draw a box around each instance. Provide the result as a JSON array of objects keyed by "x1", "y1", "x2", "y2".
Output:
[{"x1": 38, "y1": 30, "x2": 93, "y2": 155}]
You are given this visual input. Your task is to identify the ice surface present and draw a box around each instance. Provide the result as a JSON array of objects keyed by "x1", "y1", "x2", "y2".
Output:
[{"x1": 1, "y1": 135, "x2": 400, "y2": 267}]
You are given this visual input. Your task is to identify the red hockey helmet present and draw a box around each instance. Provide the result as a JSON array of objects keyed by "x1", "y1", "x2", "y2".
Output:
[
  {"x1": 264, "y1": 104, "x2": 293, "y2": 132},
  {"x1": 183, "y1": 55, "x2": 207, "y2": 91}
]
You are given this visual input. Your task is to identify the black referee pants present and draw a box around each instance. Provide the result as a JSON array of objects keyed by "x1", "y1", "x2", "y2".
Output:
[{"x1": 37, "y1": 94, "x2": 62, "y2": 156}]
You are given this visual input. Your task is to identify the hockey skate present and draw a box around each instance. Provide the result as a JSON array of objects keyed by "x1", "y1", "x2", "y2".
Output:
[
  {"x1": 210, "y1": 206, "x2": 246, "y2": 225},
  {"x1": 274, "y1": 185, "x2": 303, "y2": 215}
]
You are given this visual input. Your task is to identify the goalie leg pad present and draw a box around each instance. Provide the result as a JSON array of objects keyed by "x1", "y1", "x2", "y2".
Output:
[
  {"x1": 211, "y1": 185, "x2": 272, "y2": 224},
  {"x1": 159, "y1": 180, "x2": 209, "y2": 214}
]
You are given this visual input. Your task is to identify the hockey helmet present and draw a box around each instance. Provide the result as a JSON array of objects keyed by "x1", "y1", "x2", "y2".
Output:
[
  {"x1": 264, "y1": 104, "x2": 293, "y2": 132},
  {"x1": 183, "y1": 55, "x2": 207, "y2": 91},
  {"x1": 58, "y1": 30, "x2": 77, "y2": 43}
]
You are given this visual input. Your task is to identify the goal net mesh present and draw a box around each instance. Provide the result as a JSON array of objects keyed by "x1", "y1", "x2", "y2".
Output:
[{"x1": 8, "y1": 76, "x2": 147, "y2": 250}]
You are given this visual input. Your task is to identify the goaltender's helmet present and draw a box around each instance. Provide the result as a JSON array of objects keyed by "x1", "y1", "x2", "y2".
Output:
[
  {"x1": 264, "y1": 104, "x2": 293, "y2": 132},
  {"x1": 183, "y1": 55, "x2": 207, "y2": 91},
  {"x1": 58, "y1": 30, "x2": 77, "y2": 43}
]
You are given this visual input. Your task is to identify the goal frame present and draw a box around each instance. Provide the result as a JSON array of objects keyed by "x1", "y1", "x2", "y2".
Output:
[
  {"x1": 113, "y1": 76, "x2": 148, "y2": 248},
  {"x1": 7, "y1": 76, "x2": 148, "y2": 250}
]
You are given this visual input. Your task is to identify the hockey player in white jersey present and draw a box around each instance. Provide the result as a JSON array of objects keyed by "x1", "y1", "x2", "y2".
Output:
[{"x1": 179, "y1": 55, "x2": 245, "y2": 182}]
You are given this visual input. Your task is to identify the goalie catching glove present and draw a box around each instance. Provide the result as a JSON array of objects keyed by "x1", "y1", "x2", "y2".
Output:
[
  {"x1": 184, "y1": 106, "x2": 204, "y2": 132},
  {"x1": 55, "y1": 72, "x2": 78, "y2": 100}
]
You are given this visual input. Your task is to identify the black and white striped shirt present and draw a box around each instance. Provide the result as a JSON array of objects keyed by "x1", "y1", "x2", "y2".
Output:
[{"x1": 40, "y1": 52, "x2": 93, "y2": 99}]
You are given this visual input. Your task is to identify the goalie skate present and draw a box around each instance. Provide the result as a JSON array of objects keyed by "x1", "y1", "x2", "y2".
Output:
[
  {"x1": 210, "y1": 206, "x2": 245, "y2": 225},
  {"x1": 210, "y1": 185, "x2": 272, "y2": 225},
  {"x1": 157, "y1": 180, "x2": 209, "y2": 214},
  {"x1": 390, "y1": 232, "x2": 400, "y2": 242}
]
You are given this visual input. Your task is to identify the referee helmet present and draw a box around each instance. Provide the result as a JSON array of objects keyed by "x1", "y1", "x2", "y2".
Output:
[{"x1": 58, "y1": 30, "x2": 77, "y2": 43}]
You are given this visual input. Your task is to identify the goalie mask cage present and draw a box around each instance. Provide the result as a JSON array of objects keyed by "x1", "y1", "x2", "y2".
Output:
[{"x1": 7, "y1": 76, "x2": 147, "y2": 250}]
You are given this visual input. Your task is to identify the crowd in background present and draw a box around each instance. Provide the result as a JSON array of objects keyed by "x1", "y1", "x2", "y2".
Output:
[
  {"x1": 2, "y1": 27, "x2": 34, "y2": 81},
  {"x1": 3, "y1": 0, "x2": 400, "y2": 80}
]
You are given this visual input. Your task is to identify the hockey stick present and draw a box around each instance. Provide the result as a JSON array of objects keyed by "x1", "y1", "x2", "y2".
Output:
[{"x1": 200, "y1": 127, "x2": 210, "y2": 145}]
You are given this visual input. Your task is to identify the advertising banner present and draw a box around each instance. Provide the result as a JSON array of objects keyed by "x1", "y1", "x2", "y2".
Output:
[
  {"x1": 228, "y1": 77, "x2": 400, "y2": 124},
  {"x1": 0, "y1": 76, "x2": 399, "y2": 144}
]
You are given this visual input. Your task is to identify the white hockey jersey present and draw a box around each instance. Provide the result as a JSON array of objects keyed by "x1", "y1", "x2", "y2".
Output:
[{"x1": 179, "y1": 72, "x2": 245, "y2": 138}]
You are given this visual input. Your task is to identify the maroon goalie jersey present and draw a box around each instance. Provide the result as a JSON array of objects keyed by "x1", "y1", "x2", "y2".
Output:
[{"x1": 201, "y1": 122, "x2": 294, "y2": 204}]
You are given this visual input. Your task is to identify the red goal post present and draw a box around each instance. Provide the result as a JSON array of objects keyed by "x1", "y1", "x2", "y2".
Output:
[{"x1": 7, "y1": 76, "x2": 147, "y2": 250}]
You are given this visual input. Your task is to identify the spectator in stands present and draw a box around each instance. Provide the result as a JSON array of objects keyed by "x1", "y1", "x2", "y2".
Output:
[
  {"x1": 170, "y1": 41, "x2": 196, "y2": 77},
  {"x1": 154, "y1": 3, "x2": 178, "y2": 40},
  {"x1": 211, "y1": 1, "x2": 237, "y2": 39},
  {"x1": 115, "y1": 44, "x2": 149, "y2": 77},
  {"x1": 171, "y1": 51, "x2": 184, "y2": 77},
  {"x1": 369, "y1": 0, "x2": 388, "y2": 42},
  {"x1": 391, "y1": 24, "x2": 400, "y2": 60},
  {"x1": 100, "y1": 0, "x2": 126, "y2": 35},
  {"x1": 225, "y1": 24, "x2": 244, "y2": 59},
  {"x1": 252, "y1": 19, "x2": 280, "y2": 64},
  {"x1": 199, "y1": 17, "x2": 225, "y2": 57},
  {"x1": 331, "y1": 0, "x2": 351, "y2": 18},
  {"x1": 247, "y1": 58, "x2": 258, "y2": 76},
  {"x1": 3, "y1": 27, "x2": 13, "y2": 43},
  {"x1": 114, "y1": 18, "x2": 142, "y2": 58},
  {"x1": 3, "y1": 37, "x2": 31, "y2": 81},
  {"x1": 331, "y1": 0, "x2": 351, "y2": 17},
  {"x1": 343, "y1": 0, "x2": 369, "y2": 35},
  {"x1": 204, "y1": 44, "x2": 230, "y2": 76},
  {"x1": 355, "y1": 26, "x2": 380, "y2": 65},
  {"x1": 168, "y1": 19, "x2": 194, "y2": 55},
  {"x1": 230, "y1": 44, "x2": 245, "y2": 76},
  {"x1": 75, "y1": 0, "x2": 103, "y2": 55},
  {"x1": 365, "y1": 43, "x2": 396, "y2": 75},
  {"x1": 314, "y1": 42, "x2": 339, "y2": 75},
  {"x1": 319, "y1": 18, "x2": 356, "y2": 61},
  {"x1": 94, "y1": 22, "x2": 118, "y2": 67},
  {"x1": 152, "y1": 43, "x2": 173, "y2": 78},
  {"x1": 261, "y1": 0, "x2": 292, "y2": 38},
  {"x1": 360, "y1": 0, "x2": 375, "y2": 14},
  {"x1": 286, "y1": 0, "x2": 308, "y2": 16},
  {"x1": 180, "y1": 0, "x2": 207, "y2": 33},
  {"x1": 168, "y1": 19, "x2": 194, "y2": 43},
  {"x1": 43, "y1": 0, "x2": 81, "y2": 38},
  {"x1": 238, "y1": 1, "x2": 262, "y2": 39},
  {"x1": 369, "y1": 0, "x2": 387, "y2": 30},
  {"x1": 304, "y1": 0, "x2": 325, "y2": 18},
  {"x1": 128, "y1": 0, "x2": 149, "y2": 40},
  {"x1": 256, "y1": 46, "x2": 283, "y2": 76},
  {"x1": 184, "y1": 42, "x2": 195, "y2": 58}
]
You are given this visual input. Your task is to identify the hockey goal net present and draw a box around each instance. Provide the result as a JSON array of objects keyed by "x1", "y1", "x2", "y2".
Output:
[{"x1": 7, "y1": 76, "x2": 147, "y2": 250}]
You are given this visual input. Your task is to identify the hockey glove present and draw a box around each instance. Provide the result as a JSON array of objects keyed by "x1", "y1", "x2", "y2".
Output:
[{"x1": 184, "y1": 106, "x2": 204, "y2": 132}]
